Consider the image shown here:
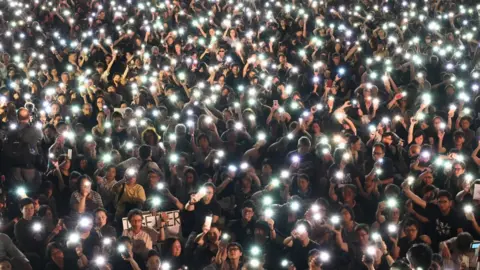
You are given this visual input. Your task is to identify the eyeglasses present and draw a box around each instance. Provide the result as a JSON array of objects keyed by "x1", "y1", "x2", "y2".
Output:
[{"x1": 373, "y1": 152, "x2": 383, "y2": 155}]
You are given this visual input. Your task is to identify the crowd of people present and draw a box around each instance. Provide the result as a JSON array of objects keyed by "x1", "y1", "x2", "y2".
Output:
[{"x1": 1, "y1": 0, "x2": 480, "y2": 269}]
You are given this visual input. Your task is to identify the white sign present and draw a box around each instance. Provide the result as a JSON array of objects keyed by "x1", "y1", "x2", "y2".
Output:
[{"x1": 122, "y1": 210, "x2": 181, "y2": 237}]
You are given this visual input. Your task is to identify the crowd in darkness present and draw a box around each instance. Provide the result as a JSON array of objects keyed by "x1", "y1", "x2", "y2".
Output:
[{"x1": 3, "y1": 0, "x2": 480, "y2": 269}]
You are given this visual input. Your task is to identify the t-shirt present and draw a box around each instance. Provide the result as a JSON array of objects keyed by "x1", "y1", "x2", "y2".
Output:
[
  {"x1": 227, "y1": 219, "x2": 255, "y2": 247},
  {"x1": 398, "y1": 237, "x2": 424, "y2": 258},
  {"x1": 288, "y1": 239, "x2": 320, "y2": 270},
  {"x1": 193, "y1": 200, "x2": 222, "y2": 232},
  {"x1": 425, "y1": 203, "x2": 463, "y2": 245}
]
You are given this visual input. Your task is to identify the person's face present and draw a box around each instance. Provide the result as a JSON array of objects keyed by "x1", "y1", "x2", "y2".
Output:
[
  {"x1": 185, "y1": 172, "x2": 194, "y2": 184},
  {"x1": 455, "y1": 136, "x2": 465, "y2": 145},
  {"x1": 382, "y1": 135, "x2": 393, "y2": 145},
  {"x1": 404, "y1": 225, "x2": 418, "y2": 240},
  {"x1": 433, "y1": 118, "x2": 442, "y2": 130},
  {"x1": 95, "y1": 211, "x2": 107, "y2": 227},
  {"x1": 437, "y1": 196, "x2": 451, "y2": 212},
  {"x1": 297, "y1": 144, "x2": 309, "y2": 155},
  {"x1": 391, "y1": 208, "x2": 400, "y2": 221},
  {"x1": 297, "y1": 178, "x2": 309, "y2": 192},
  {"x1": 333, "y1": 56, "x2": 340, "y2": 65},
  {"x1": 113, "y1": 74, "x2": 121, "y2": 82},
  {"x1": 0, "y1": 261, "x2": 12, "y2": 270},
  {"x1": 218, "y1": 49, "x2": 225, "y2": 57},
  {"x1": 51, "y1": 104, "x2": 60, "y2": 115},
  {"x1": 372, "y1": 146, "x2": 385, "y2": 161},
  {"x1": 357, "y1": 229, "x2": 369, "y2": 246},
  {"x1": 51, "y1": 248, "x2": 64, "y2": 265},
  {"x1": 207, "y1": 227, "x2": 221, "y2": 242},
  {"x1": 312, "y1": 123, "x2": 321, "y2": 134},
  {"x1": 127, "y1": 176, "x2": 137, "y2": 185},
  {"x1": 341, "y1": 208, "x2": 352, "y2": 223},
  {"x1": 146, "y1": 255, "x2": 161, "y2": 270},
  {"x1": 80, "y1": 179, "x2": 92, "y2": 194},
  {"x1": 262, "y1": 164, "x2": 272, "y2": 175},
  {"x1": 227, "y1": 246, "x2": 242, "y2": 260},
  {"x1": 352, "y1": 140, "x2": 361, "y2": 151},
  {"x1": 51, "y1": 69, "x2": 58, "y2": 76},
  {"x1": 80, "y1": 159, "x2": 87, "y2": 169},
  {"x1": 423, "y1": 173, "x2": 434, "y2": 185},
  {"x1": 203, "y1": 187, "x2": 214, "y2": 202},
  {"x1": 414, "y1": 135, "x2": 423, "y2": 145},
  {"x1": 83, "y1": 105, "x2": 92, "y2": 115},
  {"x1": 461, "y1": 120, "x2": 470, "y2": 130},
  {"x1": 130, "y1": 215, "x2": 143, "y2": 230},
  {"x1": 171, "y1": 240, "x2": 182, "y2": 256},
  {"x1": 22, "y1": 203, "x2": 35, "y2": 219},
  {"x1": 97, "y1": 98, "x2": 105, "y2": 109},
  {"x1": 33, "y1": 199, "x2": 40, "y2": 211},
  {"x1": 242, "y1": 207, "x2": 254, "y2": 222},
  {"x1": 453, "y1": 164, "x2": 465, "y2": 177}
]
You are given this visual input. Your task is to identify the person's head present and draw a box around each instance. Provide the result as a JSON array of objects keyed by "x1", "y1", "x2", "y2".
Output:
[
  {"x1": 452, "y1": 161, "x2": 466, "y2": 177},
  {"x1": 165, "y1": 238, "x2": 182, "y2": 257},
  {"x1": 17, "y1": 107, "x2": 30, "y2": 123},
  {"x1": 82, "y1": 103, "x2": 93, "y2": 116},
  {"x1": 407, "y1": 243, "x2": 433, "y2": 270},
  {"x1": 381, "y1": 132, "x2": 394, "y2": 145},
  {"x1": 125, "y1": 168, "x2": 138, "y2": 185},
  {"x1": 227, "y1": 242, "x2": 243, "y2": 260},
  {"x1": 453, "y1": 130, "x2": 465, "y2": 145},
  {"x1": 241, "y1": 200, "x2": 255, "y2": 222},
  {"x1": 77, "y1": 175, "x2": 92, "y2": 195},
  {"x1": 197, "y1": 133, "x2": 210, "y2": 149},
  {"x1": 139, "y1": 144, "x2": 152, "y2": 161},
  {"x1": 342, "y1": 185, "x2": 357, "y2": 203},
  {"x1": 20, "y1": 198, "x2": 35, "y2": 219},
  {"x1": 372, "y1": 143, "x2": 385, "y2": 161},
  {"x1": 94, "y1": 208, "x2": 108, "y2": 227},
  {"x1": 349, "y1": 135, "x2": 362, "y2": 151},
  {"x1": 105, "y1": 165, "x2": 116, "y2": 180},
  {"x1": 146, "y1": 250, "x2": 161, "y2": 270},
  {"x1": 340, "y1": 205, "x2": 355, "y2": 224},
  {"x1": 297, "y1": 174, "x2": 310, "y2": 192},
  {"x1": 460, "y1": 116, "x2": 472, "y2": 130},
  {"x1": 294, "y1": 219, "x2": 312, "y2": 241},
  {"x1": 203, "y1": 182, "x2": 216, "y2": 203},
  {"x1": 0, "y1": 258, "x2": 12, "y2": 270},
  {"x1": 403, "y1": 219, "x2": 419, "y2": 241},
  {"x1": 207, "y1": 224, "x2": 222, "y2": 243},
  {"x1": 456, "y1": 232, "x2": 474, "y2": 254},
  {"x1": 127, "y1": 209, "x2": 143, "y2": 231},
  {"x1": 46, "y1": 242, "x2": 64, "y2": 267},
  {"x1": 355, "y1": 224, "x2": 370, "y2": 246},
  {"x1": 436, "y1": 190, "x2": 453, "y2": 213},
  {"x1": 297, "y1": 136, "x2": 311, "y2": 154}
]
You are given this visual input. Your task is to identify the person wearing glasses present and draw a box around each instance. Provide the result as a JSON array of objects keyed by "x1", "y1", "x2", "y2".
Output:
[
  {"x1": 402, "y1": 183, "x2": 463, "y2": 253},
  {"x1": 365, "y1": 143, "x2": 395, "y2": 187},
  {"x1": 396, "y1": 218, "x2": 430, "y2": 258},
  {"x1": 444, "y1": 160, "x2": 466, "y2": 197}
]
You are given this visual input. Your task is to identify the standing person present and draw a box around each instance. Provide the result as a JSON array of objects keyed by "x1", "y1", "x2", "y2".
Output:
[
  {"x1": 2, "y1": 108, "x2": 43, "y2": 191},
  {"x1": 184, "y1": 183, "x2": 221, "y2": 251}
]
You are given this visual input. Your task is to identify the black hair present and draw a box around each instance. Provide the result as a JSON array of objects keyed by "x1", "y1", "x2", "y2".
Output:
[
  {"x1": 437, "y1": 190, "x2": 452, "y2": 201},
  {"x1": 19, "y1": 198, "x2": 34, "y2": 209},
  {"x1": 407, "y1": 243, "x2": 433, "y2": 270},
  {"x1": 456, "y1": 232, "x2": 473, "y2": 253},
  {"x1": 139, "y1": 144, "x2": 152, "y2": 160},
  {"x1": 127, "y1": 209, "x2": 143, "y2": 221}
]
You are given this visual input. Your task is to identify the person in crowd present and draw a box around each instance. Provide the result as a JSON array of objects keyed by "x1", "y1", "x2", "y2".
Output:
[{"x1": 4, "y1": 0, "x2": 480, "y2": 269}]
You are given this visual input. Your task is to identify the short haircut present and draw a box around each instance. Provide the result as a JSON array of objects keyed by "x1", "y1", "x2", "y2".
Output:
[
  {"x1": 437, "y1": 190, "x2": 452, "y2": 201},
  {"x1": 355, "y1": 223, "x2": 370, "y2": 235},
  {"x1": 127, "y1": 209, "x2": 143, "y2": 221},
  {"x1": 139, "y1": 144, "x2": 152, "y2": 160},
  {"x1": 373, "y1": 143, "x2": 385, "y2": 152},
  {"x1": 94, "y1": 208, "x2": 108, "y2": 216},
  {"x1": 19, "y1": 198, "x2": 34, "y2": 209},
  {"x1": 407, "y1": 243, "x2": 433, "y2": 269}
]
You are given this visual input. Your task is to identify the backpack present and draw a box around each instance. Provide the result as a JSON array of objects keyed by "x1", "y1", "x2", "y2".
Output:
[{"x1": 2, "y1": 127, "x2": 37, "y2": 168}]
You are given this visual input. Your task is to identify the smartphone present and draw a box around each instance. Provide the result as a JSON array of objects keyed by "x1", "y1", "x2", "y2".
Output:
[
  {"x1": 204, "y1": 215, "x2": 213, "y2": 231},
  {"x1": 68, "y1": 149, "x2": 72, "y2": 159},
  {"x1": 470, "y1": 241, "x2": 480, "y2": 250},
  {"x1": 273, "y1": 100, "x2": 278, "y2": 107}
]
